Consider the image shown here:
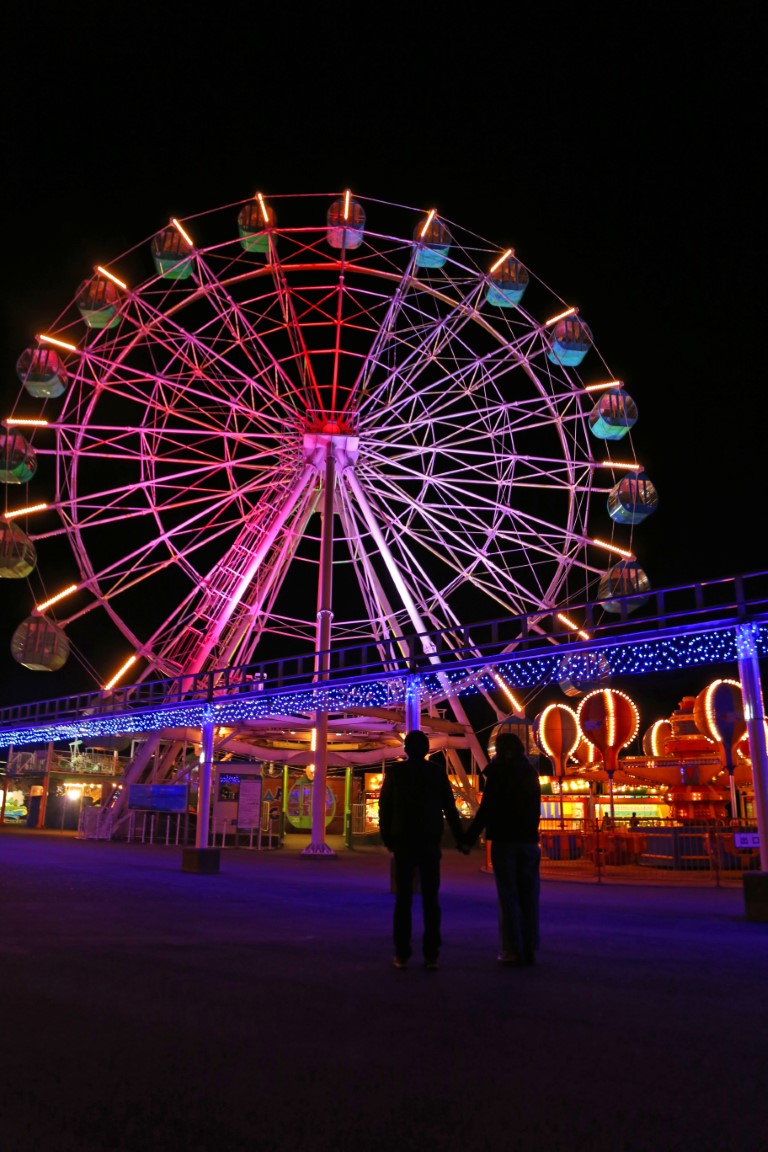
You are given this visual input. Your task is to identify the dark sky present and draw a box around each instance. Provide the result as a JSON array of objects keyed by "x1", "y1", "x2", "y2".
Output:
[{"x1": 1, "y1": 3, "x2": 764, "y2": 725}]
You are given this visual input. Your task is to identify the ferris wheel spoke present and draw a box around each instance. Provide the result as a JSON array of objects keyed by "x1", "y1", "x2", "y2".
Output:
[
  {"x1": 109, "y1": 288, "x2": 302, "y2": 422},
  {"x1": 356, "y1": 280, "x2": 504, "y2": 419},
  {"x1": 178, "y1": 254, "x2": 312, "y2": 412}
]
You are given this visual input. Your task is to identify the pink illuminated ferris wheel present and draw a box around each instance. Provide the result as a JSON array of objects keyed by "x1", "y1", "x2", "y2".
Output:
[{"x1": 4, "y1": 192, "x2": 656, "y2": 701}]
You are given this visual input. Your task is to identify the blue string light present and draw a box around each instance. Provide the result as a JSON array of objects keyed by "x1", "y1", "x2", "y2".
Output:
[{"x1": 2, "y1": 621, "x2": 765, "y2": 749}]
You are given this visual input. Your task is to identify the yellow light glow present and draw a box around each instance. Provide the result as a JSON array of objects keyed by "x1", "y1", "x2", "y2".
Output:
[
  {"x1": 37, "y1": 334, "x2": 79, "y2": 352},
  {"x1": 606, "y1": 689, "x2": 615, "y2": 746},
  {"x1": 5, "y1": 418, "x2": 49, "y2": 427},
  {"x1": 492, "y1": 673, "x2": 523, "y2": 714},
  {"x1": 578, "y1": 687, "x2": 639, "y2": 750},
  {"x1": 703, "y1": 678, "x2": 741, "y2": 744},
  {"x1": 343, "y1": 189, "x2": 351, "y2": 221},
  {"x1": 489, "y1": 248, "x2": 513, "y2": 274},
  {"x1": 598, "y1": 460, "x2": 643, "y2": 471},
  {"x1": 171, "y1": 218, "x2": 194, "y2": 247},
  {"x1": 95, "y1": 265, "x2": 127, "y2": 290},
  {"x1": 650, "y1": 719, "x2": 667, "y2": 757},
  {"x1": 420, "y1": 209, "x2": 437, "y2": 239},
  {"x1": 584, "y1": 380, "x2": 623, "y2": 392},
  {"x1": 591, "y1": 537, "x2": 634, "y2": 559},
  {"x1": 35, "y1": 584, "x2": 79, "y2": 613},
  {"x1": 536, "y1": 703, "x2": 580, "y2": 760},
  {"x1": 545, "y1": 306, "x2": 577, "y2": 327},
  {"x1": 3, "y1": 502, "x2": 48, "y2": 521},
  {"x1": 256, "y1": 192, "x2": 269, "y2": 224},
  {"x1": 103, "y1": 654, "x2": 138, "y2": 692},
  {"x1": 556, "y1": 612, "x2": 591, "y2": 641}
]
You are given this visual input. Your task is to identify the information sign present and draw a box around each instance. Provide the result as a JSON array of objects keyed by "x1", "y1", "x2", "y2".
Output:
[
  {"x1": 237, "y1": 778, "x2": 263, "y2": 829},
  {"x1": 128, "y1": 784, "x2": 188, "y2": 813}
]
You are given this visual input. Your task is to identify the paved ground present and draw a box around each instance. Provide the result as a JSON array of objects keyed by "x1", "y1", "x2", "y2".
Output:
[{"x1": 1, "y1": 827, "x2": 766, "y2": 1152}]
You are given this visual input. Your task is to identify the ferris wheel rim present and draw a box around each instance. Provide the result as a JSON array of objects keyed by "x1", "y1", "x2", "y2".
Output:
[{"x1": 6, "y1": 192, "x2": 646, "y2": 692}]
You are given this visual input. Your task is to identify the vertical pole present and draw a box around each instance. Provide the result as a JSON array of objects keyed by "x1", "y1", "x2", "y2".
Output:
[
  {"x1": 405, "y1": 674, "x2": 421, "y2": 732},
  {"x1": 344, "y1": 765, "x2": 352, "y2": 849},
  {"x1": 196, "y1": 708, "x2": 215, "y2": 850},
  {"x1": 737, "y1": 623, "x2": 768, "y2": 871},
  {"x1": 281, "y1": 763, "x2": 289, "y2": 845},
  {"x1": 0, "y1": 746, "x2": 9, "y2": 825},
  {"x1": 304, "y1": 443, "x2": 337, "y2": 856}
]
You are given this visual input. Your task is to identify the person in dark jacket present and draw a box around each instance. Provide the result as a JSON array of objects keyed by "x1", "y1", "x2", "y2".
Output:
[
  {"x1": 378, "y1": 729, "x2": 467, "y2": 970},
  {"x1": 464, "y1": 731, "x2": 541, "y2": 966}
]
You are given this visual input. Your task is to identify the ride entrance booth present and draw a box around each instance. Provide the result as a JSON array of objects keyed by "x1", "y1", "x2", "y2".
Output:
[{"x1": 211, "y1": 763, "x2": 268, "y2": 847}]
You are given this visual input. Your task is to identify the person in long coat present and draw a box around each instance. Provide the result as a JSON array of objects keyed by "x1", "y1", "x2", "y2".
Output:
[
  {"x1": 378, "y1": 729, "x2": 466, "y2": 970},
  {"x1": 464, "y1": 731, "x2": 541, "y2": 966}
]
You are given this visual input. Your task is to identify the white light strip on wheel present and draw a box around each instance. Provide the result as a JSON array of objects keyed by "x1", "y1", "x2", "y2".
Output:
[
  {"x1": 545, "y1": 307, "x2": 577, "y2": 326},
  {"x1": 590, "y1": 537, "x2": 634, "y2": 559},
  {"x1": 4, "y1": 417, "x2": 49, "y2": 427},
  {"x1": 3, "y1": 503, "x2": 48, "y2": 521},
  {"x1": 256, "y1": 192, "x2": 269, "y2": 223},
  {"x1": 492, "y1": 673, "x2": 524, "y2": 714},
  {"x1": 419, "y1": 209, "x2": 437, "y2": 238},
  {"x1": 597, "y1": 460, "x2": 642, "y2": 471},
  {"x1": 556, "y1": 612, "x2": 591, "y2": 641},
  {"x1": 584, "y1": 380, "x2": 623, "y2": 392},
  {"x1": 103, "y1": 655, "x2": 138, "y2": 692},
  {"x1": 489, "y1": 248, "x2": 513, "y2": 273},
  {"x1": 37, "y1": 334, "x2": 79, "y2": 352},
  {"x1": 343, "y1": 189, "x2": 351, "y2": 220},
  {"x1": 35, "y1": 584, "x2": 79, "y2": 613},
  {"x1": 171, "y1": 217, "x2": 194, "y2": 247},
  {"x1": 95, "y1": 265, "x2": 128, "y2": 290}
]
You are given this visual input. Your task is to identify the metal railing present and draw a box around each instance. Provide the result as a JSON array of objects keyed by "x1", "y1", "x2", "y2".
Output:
[
  {"x1": 536, "y1": 821, "x2": 760, "y2": 886},
  {"x1": 79, "y1": 801, "x2": 284, "y2": 850},
  {"x1": 2, "y1": 570, "x2": 767, "y2": 738}
]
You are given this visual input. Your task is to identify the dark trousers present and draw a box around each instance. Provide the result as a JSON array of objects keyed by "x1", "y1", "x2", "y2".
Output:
[
  {"x1": 490, "y1": 841, "x2": 541, "y2": 959},
  {"x1": 392, "y1": 845, "x2": 442, "y2": 962}
]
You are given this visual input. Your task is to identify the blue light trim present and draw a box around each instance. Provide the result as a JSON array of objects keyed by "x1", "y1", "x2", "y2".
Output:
[{"x1": 2, "y1": 620, "x2": 765, "y2": 749}]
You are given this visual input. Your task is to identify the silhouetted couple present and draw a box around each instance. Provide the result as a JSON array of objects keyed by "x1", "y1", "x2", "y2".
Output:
[{"x1": 378, "y1": 729, "x2": 541, "y2": 970}]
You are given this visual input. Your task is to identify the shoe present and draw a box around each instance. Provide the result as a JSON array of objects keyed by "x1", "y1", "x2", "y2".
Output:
[
  {"x1": 393, "y1": 957, "x2": 408, "y2": 970},
  {"x1": 424, "y1": 958, "x2": 439, "y2": 970},
  {"x1": 497, "y1": 952, "x2": 523, "y2": 966}
]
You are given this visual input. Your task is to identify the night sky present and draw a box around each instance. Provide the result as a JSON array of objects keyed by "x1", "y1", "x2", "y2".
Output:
[{"x1": 2, "y1": 4, "x2": 763, "y2": 730}]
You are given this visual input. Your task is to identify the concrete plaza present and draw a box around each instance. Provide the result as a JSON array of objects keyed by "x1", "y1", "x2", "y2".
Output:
[{"x1": 0, "y1": 828, "x2": 766, "y2": 1151}]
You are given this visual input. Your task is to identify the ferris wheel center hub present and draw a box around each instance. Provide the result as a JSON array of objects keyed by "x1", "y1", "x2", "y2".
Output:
[{"x1": 303, "y1": 429, "x2": 360, "y2": 462}]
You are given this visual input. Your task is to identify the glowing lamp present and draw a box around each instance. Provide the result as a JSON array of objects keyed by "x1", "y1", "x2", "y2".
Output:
[
  {"x1": 692, "y1": 679, "x2": 745, "y2": 818},
  {"x1": 642, "y1": 719, "x2": 673, "y2": 759},
  {"x1": 577, "y1": 688, "x2": 639, "y2": 822},
  {"x1": 533, "y1": 704, "x2": 580, "y2": 829}
]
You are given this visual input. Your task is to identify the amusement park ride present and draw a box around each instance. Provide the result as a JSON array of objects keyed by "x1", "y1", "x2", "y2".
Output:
[{"x1": 1, "y1": 192, "x2": 766, "y2": 861}]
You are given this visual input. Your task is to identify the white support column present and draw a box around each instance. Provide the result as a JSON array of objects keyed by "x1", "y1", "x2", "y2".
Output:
[
  {"x1": 196, "y1": 708, "x2": 215, "y2": 850},
  {"x1": 405, "y1": 675, "x2": 421, "y2": 732},
  {"x1": 303, "y1": 445, "x2": 337, "y2": 857},
  {"x1": 737, "y1": 623, "x2": 768, "y2": 871}
]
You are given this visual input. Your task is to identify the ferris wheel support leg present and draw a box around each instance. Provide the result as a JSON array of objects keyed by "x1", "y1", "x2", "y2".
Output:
[
  {"x1": 737, "y1": 624, "x2": 768, "y2": 874},
  {"x1": 303, "y1": 445, "x2": 337, "y2": 858},
  {"x1": 405, "y1": 675, "x2": 421, "y2": 732},
  {"x1": 196, "y1": 711, "x2": 215, "y2": 851}
]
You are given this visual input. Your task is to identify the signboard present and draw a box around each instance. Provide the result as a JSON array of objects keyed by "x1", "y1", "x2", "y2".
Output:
[
  {"x1": 734, "y1": 832, "x2": 760, "y2": 850},
  {"x1": 237, "y1": 778, "x2": 263, "y2": 829},
  {"x1": 128, "y1": 784, "x2": 188, "y2": 813}
]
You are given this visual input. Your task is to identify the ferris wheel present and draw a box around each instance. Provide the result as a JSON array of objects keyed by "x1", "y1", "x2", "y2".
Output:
[{"x1": 3, "y1": 191, "x2": 656, "y2": 712}]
